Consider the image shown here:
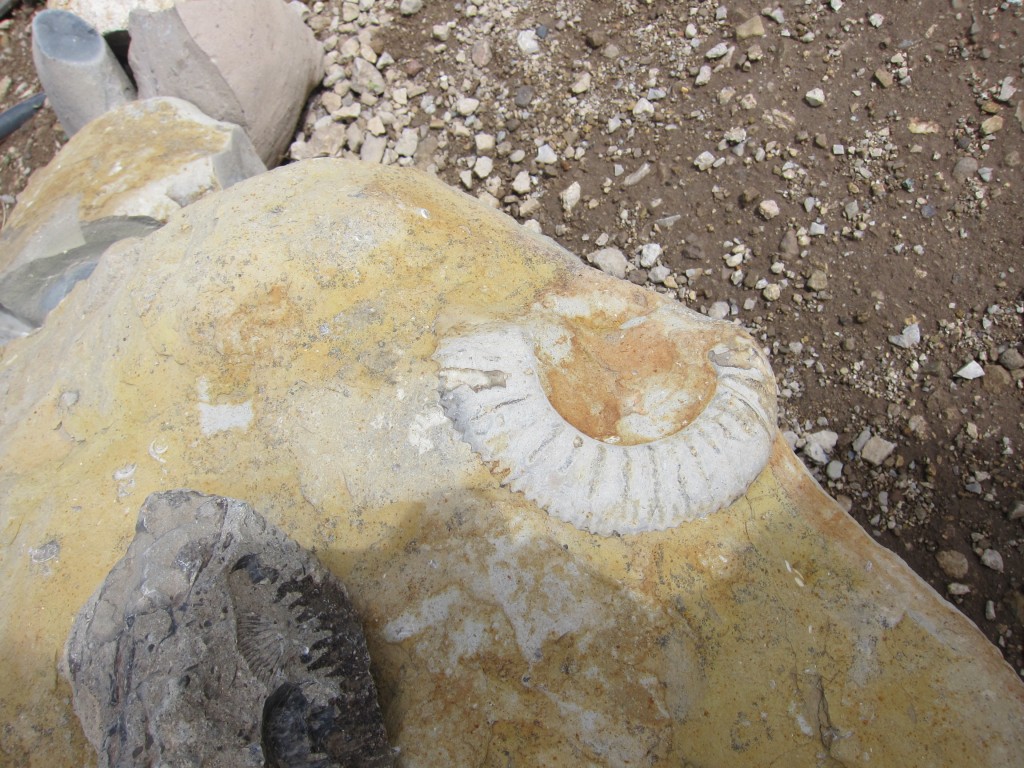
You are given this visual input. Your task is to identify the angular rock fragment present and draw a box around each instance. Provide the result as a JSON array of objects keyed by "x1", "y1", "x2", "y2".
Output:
[
  {"x1": 0, "y1": 304, "x2": 33, "y2": 345},
  {"x1": 860, "y1": 434, "x2": 896, "y2": 465},
  {"x1": 0, "y1": 216, "x2": 160, "y2": 326},
  {"x1": 0, "y1": 98, "x2": 263, "y2": 330},
  {"x1": 64, "y1": 490, "x2": 394, "y2": 768},
  {"x1": 128, "y1": 0, "x2": 324, "y2": 165}
]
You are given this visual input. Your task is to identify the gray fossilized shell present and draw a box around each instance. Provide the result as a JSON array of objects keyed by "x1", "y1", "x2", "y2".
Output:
[
  {"x1": 434, "y1": 299, "x2": 777, "y2": 535},
  {"x1": 62, "y1": 490, "x2": 395, "y2": 768}
]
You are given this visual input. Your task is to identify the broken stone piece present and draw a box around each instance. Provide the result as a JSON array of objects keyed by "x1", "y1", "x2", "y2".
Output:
[
  {"x1": 955, "y1": 360, "x2": 986, "y2": 380},
  {"x1": 64, "y1": 490, "x2": 395, "y2": 768},
  {"x1": 128, "y1": 0, "x2": 324, "y2": 165},
  {"x1": 860, "y1": 434, "x2": 896, "y2": 465},
  {"x1": 0, "y1": 216, "x2": 160, "y2": 326},
  {"x1": 936, "y1": 549, "x2": 970, "y2": 580},
  {"x1": 0, "y1": 97, "x2": 264, "y2": 286},
  {"x1": 888, "y1": 322, "x2": 921, "y2": 349},
  {"x1": 45, "y1": 0, "x2": 175, "y2": 35},
  {"x1": 735, "y1": 16, "x2": 765, "y2": 40}
]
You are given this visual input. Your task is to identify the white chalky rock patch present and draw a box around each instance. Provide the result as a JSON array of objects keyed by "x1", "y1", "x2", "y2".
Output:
[{"x1": 196, "y1": 377, "x2": 253, "y2": 436}]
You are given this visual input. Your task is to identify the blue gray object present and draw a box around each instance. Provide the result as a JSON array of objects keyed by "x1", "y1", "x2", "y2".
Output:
[
  {"x1": 0, "y1": 93, "x2": 46, "y2": 142},
  {"x1": 0, "y1": 215, "x2": 161, "y2": 328},
  {"x1": 31, "y1": 9, "x2": 136, "y2": 136},
  {"x1": 0, "y1": 303, "x2": 33, "y2": 345}
]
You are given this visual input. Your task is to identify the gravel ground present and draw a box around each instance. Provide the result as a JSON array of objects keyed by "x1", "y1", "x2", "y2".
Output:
[{"x1": 1, "y1": 0, "x2": 1022, "y2": 675}]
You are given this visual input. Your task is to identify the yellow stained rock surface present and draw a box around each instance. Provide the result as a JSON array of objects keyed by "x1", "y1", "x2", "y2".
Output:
[
  {"x1": 0, "y1": 160, "x2": 1021, "y2": 766},
  {"x1": 0, "y1": 97, "x2": 263, "y2": 274}
]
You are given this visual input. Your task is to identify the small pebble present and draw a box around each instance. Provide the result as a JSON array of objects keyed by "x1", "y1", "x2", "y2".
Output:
[
  {"x1": 514, "y1": 85, "x2": 535, "y2": 108},
  {"x1": 707, "y1": 301, "x2": 730, "y2": 320},
  {"x1": 571, "y1": 72, "x2": 592, "y2": 94},
  {"x1": 807, "y1": 270, "x2": 828, "y2": 291},
  {"x1": 706, "y1": 42, "x2": 730, "y2": 60},
  {"x1": 473, "y1": 156, "x2": 493, "y2": 179},
  {"x1": 694, "y1": 151, "x2": 716, "y2": 171},
  {"x1": 757, "y1": 199, "x2": 780, "y2": 220},
  {"x1": 955, "y1": 361, "x2": 985, "y2": 380},
  {"x1": 536, "y1": 144, "x2": 558, "y2": 164},
  {"x1": 633, "y1": 98, "x2": 655, "y2": 118},
  {"x1": 517, "y1": 30, "x2": 540, "y2": 55},
  {"x1": 981, "y1": 115, "x2": 1004, "y2": 135},
  {"x1": 648, "y1": 265, "x2": 671, "y2": 284},
  {"x1": 999, "y1": 347, "x2": 1024, "y2": 371},
  {"x1": 560, "y1": 181, "x2": 581, "y2": 213},
  {"x1": 511, "y1": 171, "x2": 531, "y2": 195},
  {"x1": 622, "y1": 163, "x2": 651, "y2": 187},
  {"x1": 936, "y1": 550, "x2": 969, "y2": 580},
  {"x1": 860, "y1": 435, "x2": 896, "y2": 466},
  {"x1": 456, "y1": 97, "x2": 480, "y2": 116},
  {"x1": 639, "y1": 243, "x2": 662, "y2": 268},
  {"x1": 588, "y1": 247, "x2": 628, "y2": 279},
  {"x1": 981, "y1": 549, "x2": 1004, "y2": 573},
  {"x1": 805, "y1": 88, "x2": 826, "y2": 107}
]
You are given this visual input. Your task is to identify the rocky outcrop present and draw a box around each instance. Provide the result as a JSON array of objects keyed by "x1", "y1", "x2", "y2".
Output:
[
  {"x1": 128, "y1": 0, "x2": 324, "y2": 165},
  {"x1": 0, "y1": 97, "x2": 263, "y2": 331},
  {"x1": 64, "y1": 490, "x2": 395, "y2": 768},
  {"x1": 0, "y1": 161, "x2": 1021, "y2": 765}
]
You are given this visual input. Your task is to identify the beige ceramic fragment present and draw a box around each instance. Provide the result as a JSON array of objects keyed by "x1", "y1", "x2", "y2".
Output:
[{"x1": 0, "y1": 160, "x2": 1021, "y2": 765}]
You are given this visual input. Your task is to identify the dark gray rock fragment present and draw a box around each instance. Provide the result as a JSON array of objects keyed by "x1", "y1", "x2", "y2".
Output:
[{"x1": 63, "y1": 490, "x2": 394, "y2": 768}]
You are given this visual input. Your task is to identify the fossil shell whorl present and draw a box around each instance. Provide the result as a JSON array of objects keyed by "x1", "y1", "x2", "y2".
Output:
[{"x1": 434, "y1": 303, "x2": 778, "y2": 536}]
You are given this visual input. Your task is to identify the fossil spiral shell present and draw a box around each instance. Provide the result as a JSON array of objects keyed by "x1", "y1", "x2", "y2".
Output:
[{"x1": 434, "y1": 303, "x2": 778, "y2": 535}]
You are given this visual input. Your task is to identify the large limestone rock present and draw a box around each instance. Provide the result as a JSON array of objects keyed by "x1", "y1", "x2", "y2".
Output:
[
  {"x1": 128, "y1": 0, "x2": 324, "y2": 166},
  {"x1": 0, "y1": 160, "x2": 1021, "y2": 765},
  {"x1": 64, "y1": 490, "x2": 394, "y2": 768},
  {"x1": 0, "y1": 97, "x2": 264, "y2": 328}
]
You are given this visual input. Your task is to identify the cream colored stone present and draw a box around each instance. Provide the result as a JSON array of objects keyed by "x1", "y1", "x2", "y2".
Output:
[
  {"x1": 46, "y1": 0, "x2": 174, "y2": 34},
  {"x1": 128, "y1": 0, "x2": 324, "y2": 165},
  {"x1": 0, "y1": 160, "x2": 1021, "y2": 765},
  {"x1": 0, "y1": 97, "x2": 265, "y2": 277}
]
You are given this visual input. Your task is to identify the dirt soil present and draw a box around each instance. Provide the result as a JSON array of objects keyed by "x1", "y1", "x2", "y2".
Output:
[{"x1": 1, "y1": 0, "x2": 1021, "y2": 677}]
